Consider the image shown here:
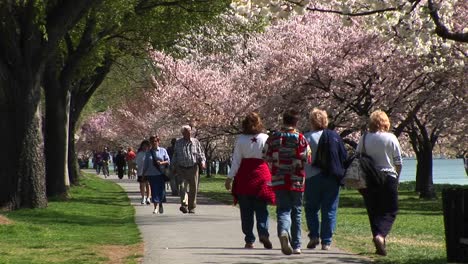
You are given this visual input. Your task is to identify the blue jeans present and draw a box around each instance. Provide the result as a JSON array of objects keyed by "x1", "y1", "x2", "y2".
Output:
[
  {"x1": 304, "y1": 174, "x2": 340, "y2": 245},
  {"x1": 275, "y1": 190, "x2": 303, "y2": 249},
  {"x1": 237, "y1": 195, "x2": 270, "y2": 244}
]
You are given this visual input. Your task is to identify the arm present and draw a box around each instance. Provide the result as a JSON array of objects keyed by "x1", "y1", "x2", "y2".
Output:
[
  {"x1": 225, "y1": 137, "x2": 242, "y2": 190},
  {"x1": 196, "y1": 139, "x2": 206, "y2": 169},
  {"x1": 158, "y1": 149, "x2": 170, "y2": 166},
  {"x1": 227, "y1": 137, "x2": 242, "y2": 179}
]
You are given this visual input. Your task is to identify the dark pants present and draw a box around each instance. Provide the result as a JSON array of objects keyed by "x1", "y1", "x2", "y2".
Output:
[
  {"x1": 148, "y1": 175, "x2": 166, "y2": 203},
  {"x1": 360, "y1": 176, "x2": 399, "y2": 238},
  {"x1": 117, "y1": 165, "x2": 125, "y2": 179},
  {"x1": 237, "y1": 195, "x2": 270, "y2": 244}
]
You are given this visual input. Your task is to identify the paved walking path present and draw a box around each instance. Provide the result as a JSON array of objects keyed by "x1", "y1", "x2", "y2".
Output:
[{"x1": 95, "y1": 171, "x2": 369, "y2": 264}]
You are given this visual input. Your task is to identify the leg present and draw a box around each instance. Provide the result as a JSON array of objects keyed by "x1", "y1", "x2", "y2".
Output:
[
  {"x1": 373, "y1": 176, "x2": 399, "y2": 237},
  {"x1": 254, "y1": 198, "x2": 270, "y2": 239},
  {"x1": 275, "y1": 190, "x2": 293, "y2": 255},
  {"x1": 253, "y1": 196, "x2": 272, "y2": 249},
  {"x1": 275, "y1": 190, "x2": 292, "y2": 237},
  {"x1": 360, "y1": 188, "x2": 379, "y2": 237},
  {"x1": 304, "y1": 176, "x2": 321, "y2": 241},
  {"x1": 320, "y1": 175, "x2": 340, "y2": 246},
  {"x1": 238, "y1": 195, "x2": 255, "y2": 244},
  {"x1": 187, "y1": 166, "x2": 199, "y2": 211},
  {"x1": 139, "y1": 178, "x2": 146, "y2": 203},
  {"x1": 170, "y1": 171, "x2": 179, "y2": 196},
  {"x1": 290, "y1": 191, "x2": 303, "y2": 250},
  {"x1": 145, "y1": 181, "x2": 151, "y2": 204}
]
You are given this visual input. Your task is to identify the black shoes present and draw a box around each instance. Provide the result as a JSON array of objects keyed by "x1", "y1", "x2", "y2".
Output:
[
  {"x1": 259, "y1": 236, "x2": 273, "y2": 249},
  {"x1": 179, "y1": 206, "x2": 188, "y2": 214}
]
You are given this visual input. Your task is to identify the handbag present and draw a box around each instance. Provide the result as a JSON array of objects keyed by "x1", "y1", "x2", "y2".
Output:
[
  {"x1": 343, "y1": 133, "x2": 369, "y2": 189},
  {"x1": 150, "y1": 149, "x2": 170, "y2": 182},
  {"x1": 343, "y1": 153, "x2": 367, "y2": 189}
]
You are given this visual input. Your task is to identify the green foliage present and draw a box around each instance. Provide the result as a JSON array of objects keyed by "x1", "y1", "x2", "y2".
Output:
[
  {"x1": 0, "y1": 173, "x2": 140, "y2": 264},
  {"x1": 199, "y1": 175, "x2": 453, "y2": 264}
]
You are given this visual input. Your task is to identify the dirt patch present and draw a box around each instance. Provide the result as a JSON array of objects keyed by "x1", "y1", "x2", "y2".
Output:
[
  {"x1": 0, "y1": 214, "x2": 13, "y2": 225},
  {"x1": 97, "y1": 243, "x2": 144, "y2": 264}
]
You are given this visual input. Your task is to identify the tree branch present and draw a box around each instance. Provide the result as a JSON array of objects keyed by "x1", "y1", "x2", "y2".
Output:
[
  {"x1": 427, "y1": 0, "x2": 468, "y2": 42},
  {"x1": 306, "y1": 6, "x2": 397, "y2": 17}
]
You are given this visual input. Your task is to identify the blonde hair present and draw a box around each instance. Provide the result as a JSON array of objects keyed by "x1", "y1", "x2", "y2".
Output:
[
  {"x1": 369, "y1": 110, "x2": 390, "y2": 132},
  {"x1": 309, "y1": 108, "x2": 328, "y2": 130}
]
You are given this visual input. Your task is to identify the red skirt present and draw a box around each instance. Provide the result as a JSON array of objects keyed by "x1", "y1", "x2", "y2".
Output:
[{"x1": 231, "y1": 158, "x2": 276, "y2": 205}]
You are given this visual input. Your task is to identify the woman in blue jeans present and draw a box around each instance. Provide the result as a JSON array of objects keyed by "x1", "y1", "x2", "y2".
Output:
[
  {"x1": 304, "y1": 108, "x2": 346, "y2": 251},
  {"x1": 225, "y1": 112, "x2": 275, "y2": 249}
]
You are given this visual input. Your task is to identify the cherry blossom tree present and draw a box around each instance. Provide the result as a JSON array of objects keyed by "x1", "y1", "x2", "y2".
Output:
[{"x1": 81, "y1": 11, "x2": 466, "y2": 197}]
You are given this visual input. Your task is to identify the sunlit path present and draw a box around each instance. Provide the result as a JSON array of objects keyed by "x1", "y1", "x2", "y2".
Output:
[{"x1": 87, "y1": 170, "x2": 371, "y2": 264}]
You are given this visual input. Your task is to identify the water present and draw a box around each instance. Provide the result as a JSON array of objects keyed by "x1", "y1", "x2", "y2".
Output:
[{"x1": 399, "y1": 159, "x2": 468, "y2": 185}]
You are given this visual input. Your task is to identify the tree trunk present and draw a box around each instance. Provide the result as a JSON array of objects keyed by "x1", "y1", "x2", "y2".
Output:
[
  {"x1": 44, "y1": 67, "x2": 71, "y2": 198},
  {"x1": 415, "y1": 142, "x2": 436, "y2": 199},
  {"x1": 68, "y1": 114, "x2": 81, "y2": 185},
  {"x1": 67, "y1": 56, "x2": 113, "y2": 184},
  {"x1": 0, "y1": 73, "x2": 47, "y2": 210},
  {"x1": 408, "y1": 119, "x2": 437, "y2": 200}
]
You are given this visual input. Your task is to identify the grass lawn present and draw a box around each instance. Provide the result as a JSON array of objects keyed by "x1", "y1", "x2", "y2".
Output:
[
  {"x1": 199, "y1": 175, "x2": 454, "y2": 264},
  {"x1": 0, "y1": 173, "x2": 142, "y2": 264}
]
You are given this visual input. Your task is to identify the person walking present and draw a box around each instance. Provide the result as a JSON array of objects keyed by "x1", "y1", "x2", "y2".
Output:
[
  {"x1": 303, "y1": 108, "x2": 347, "y2": 251},
  {"x1": 171, "y1": 125, "x2": 206, "y2": 214},
  {"x1": 166, "y1": 138, "x2": 179, "y2": 196},
  {"x1": 357, "y1": 110, "x2": 403, "y2": 256},
  {"x1": 126, "y1": 147, "x2": 137, "y2": 179},
  {"x1": 225, "y1": 112, "x2": 275, "y2": 249},
  {"x1": 144, "y1": 135, "x2": 170, "y2": 214},
  {"x1": 101, "y1": 147, "x2": 111, "y2": 178},
  {"x1": 115, "y1": 147, "x2": 127, "y2": 179},
  {"x1": 263, "y1": 109, "x2": 311, "y2": 255},
  {"x1": 136, "y1": 140, "x2": 151, "y2": 205}
]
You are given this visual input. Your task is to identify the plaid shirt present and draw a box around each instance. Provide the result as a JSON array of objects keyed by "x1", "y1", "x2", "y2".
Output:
[
  {"x1": 172, "y1": 137, "x2": 206, "y2": 168},
  {"x1": 263, "y1": 129, "x2": 311, "y2": 192}
]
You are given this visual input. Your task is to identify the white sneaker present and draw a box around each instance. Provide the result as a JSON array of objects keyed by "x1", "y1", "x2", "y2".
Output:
[
  {"x1": 293, "y1": 248, "x2": 301, "y2": 254},
  {"x1": 146, "y1": 198, "x2": 151, "y2": 205},
  {"x1": 153, "y1": 205, "x2": 159, "y2": 214},
  {"x1": 141, "y1": 197, "x2": 145, "y2": 205}
]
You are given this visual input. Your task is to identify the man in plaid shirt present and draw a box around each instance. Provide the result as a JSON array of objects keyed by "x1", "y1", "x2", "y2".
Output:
[
  {"x1": 263, "y1": 109, "x2": 311, "y2": 255},
  {"x1": 172, "y1": 125, "x2": 206, "y2": 214}
]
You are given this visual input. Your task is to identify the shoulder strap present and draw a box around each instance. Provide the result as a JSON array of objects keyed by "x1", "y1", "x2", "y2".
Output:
[{"x1": 362, "y1": 132, "x2": 368, "y2": 154}]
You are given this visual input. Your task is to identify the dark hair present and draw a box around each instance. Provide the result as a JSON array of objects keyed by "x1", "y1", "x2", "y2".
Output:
[
  {"x1": 283, "y1": 109, "x2": 299, "y2": 126},
  {"x1": 149, "y1": 135, "x2": 160, "y2": 142},
  {"x1": 138, "y1": 140, "x2": 151, "y2": 152},
  {"x1": 242, "y1": 112, "x2": 264, "y2": 134}
]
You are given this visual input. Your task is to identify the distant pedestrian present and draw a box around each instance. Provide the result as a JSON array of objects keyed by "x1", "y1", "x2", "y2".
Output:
[
  {"x1": 172, "y1": 125, "x2": 206, "y2": 214},
  {"x1": 93, "y1": 150, "x2": 103, "y2": 174},
  {"x1": 357, "y1": 110, "x2": 403, "y2": 256},
  {"x1": 136, "y1": 140, "x2": 151, "y2": 205},
  {"x1": 303, "y1": 108, "x2": 347, "y2": 251},
  {"x1": 126, "y1": 147, "x2": 137, "y2": 179},
  {"x1": 144, "y1": 135, "x2": 170, "y2": 214},
  {"x1": 101, "y1": 147, "x2": 111, "y2": 178},
  {"x1": 263, "y1": 109, "x2": 311, "y2": 255},
  {"x1": 166, "y1": 138, "x2": 179, "y2": 196},
  {"x1": 115, "y1": 147, "x2": 127, "y2": 179},
  {"x1": 225, "y1": 112, "x2": 275, "y2": 249}
]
